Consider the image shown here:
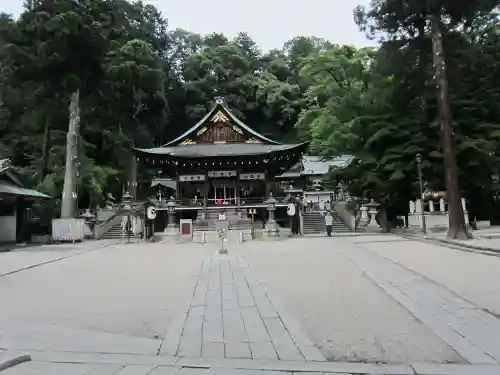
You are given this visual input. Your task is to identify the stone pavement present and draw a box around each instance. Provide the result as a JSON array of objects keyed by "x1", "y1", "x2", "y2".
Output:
[
  {"x1": 3, "y1": 236, "x2": 500, "y2": 374},
  {"x1": 0, "y1": 239, "x2": 119, "y2": 276},
  {"x1": 159, "y1": 253, "x2": 324, "y2": 362},
  {"x1": 3, "y1": 351, "x2": 500, "y2": 374}
]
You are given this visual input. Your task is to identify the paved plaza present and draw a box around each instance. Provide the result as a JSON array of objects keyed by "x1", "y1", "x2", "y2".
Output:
[{"x1": 1, "y1": 235, "x2": 500, "y2": 374}]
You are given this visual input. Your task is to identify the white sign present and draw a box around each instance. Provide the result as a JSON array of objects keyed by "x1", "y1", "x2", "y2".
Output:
[
  {"x1": 240, "y1": 173, "x2": 265, "y2": 180},
  {"x1": 147, "y1": 206, "x2": 157, "y2": 219},
  {"x1": 179, "y1": 174, "x2": 205, "y2": 182},
  {"x1": 218, "y1": 214, "x2": 226, "y2": 220},
  {"x1": 208, "y1": 170, "x2": 237, "y2": 178}
]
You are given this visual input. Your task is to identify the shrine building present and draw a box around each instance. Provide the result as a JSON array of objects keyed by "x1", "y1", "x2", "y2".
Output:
[{"x1": 133, "y1": 103, "x2": 308, "y2": 211}]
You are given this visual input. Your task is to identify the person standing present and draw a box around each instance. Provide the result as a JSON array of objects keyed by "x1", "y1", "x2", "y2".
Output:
[{"x1": 325, "y1": 211, "x2": 333, "y2": 237}]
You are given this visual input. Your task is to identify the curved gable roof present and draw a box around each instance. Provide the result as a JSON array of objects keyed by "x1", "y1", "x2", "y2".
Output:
[{"x1": 164, "y1": 103, "x2": 280, "y2": 146}]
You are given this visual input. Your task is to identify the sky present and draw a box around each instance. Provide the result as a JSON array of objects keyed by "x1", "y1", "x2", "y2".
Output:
[{"x1": 1, "y1": 0, "x2": 375, "y2": 51}]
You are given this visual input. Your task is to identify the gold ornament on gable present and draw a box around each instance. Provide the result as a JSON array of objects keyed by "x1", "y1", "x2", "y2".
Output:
[
  {"x1": 211, "y1": 111, "x2": 229, "y2": 123},
  {"x1": 181, "y1": 138, "x2": 196, "y2": 145}
]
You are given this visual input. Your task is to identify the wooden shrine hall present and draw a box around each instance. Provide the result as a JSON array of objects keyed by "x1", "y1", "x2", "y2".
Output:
[{"x1": 133, "y1": 103, "x2": 307, "y2": 210}]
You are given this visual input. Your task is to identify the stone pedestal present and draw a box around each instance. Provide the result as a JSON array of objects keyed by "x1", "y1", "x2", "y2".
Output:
[
  {"x1": 357, "y1": 206, "x2": 370, "y2": 228},
  {"x1": 164, "y1": 209, "x2": 178, "y2": 235},
  {"x1": 367, "y1": 209, "x2": 380, "y2": 231},
  {"x1": 266, "y1": 200, "x2": 279, "y2": 237}
]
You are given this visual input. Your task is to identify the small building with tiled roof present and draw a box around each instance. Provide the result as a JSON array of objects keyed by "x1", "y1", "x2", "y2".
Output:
[{"x1": 0, "y1": 159, "x2": 50, "y2": 242}]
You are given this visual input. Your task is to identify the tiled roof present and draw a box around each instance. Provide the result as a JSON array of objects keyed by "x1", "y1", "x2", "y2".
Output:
[
  {"x1": 276, "y1": 155, "x2": 354, "y2": 178},
  {"x1": 0, "y1": 181, "x2": 50, "y2": 198},
  {"x1": 135, "y1": 143, "x2": 307, "y2": 158}
]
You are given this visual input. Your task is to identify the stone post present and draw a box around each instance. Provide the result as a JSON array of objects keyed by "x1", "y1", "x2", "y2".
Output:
[
  {"x1": 358, "y1": 206, "x2": 370, "y2": 228},
  {"x1": 367, "y1": 206, "x2": 379, "y2": 231},
  {"x1": 439, "y1": 198, "x2": 445, "y2": 213},
  {"x1": 265, "y1": 194, "x2": 279, "y2": 237}
]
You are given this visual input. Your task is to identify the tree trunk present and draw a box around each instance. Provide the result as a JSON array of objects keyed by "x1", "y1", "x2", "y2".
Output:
[
  {"x1": 60, "y1": 90, "x2": 81, "y2": 218},
  {"x1": 430, "y1": 14, "x2": 471, "y2": 239},
  {"x1": 38, "y1": 117, "x2": 51, "y2": 186}
]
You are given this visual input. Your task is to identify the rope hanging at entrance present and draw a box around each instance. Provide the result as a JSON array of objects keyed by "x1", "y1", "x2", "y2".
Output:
[{"x1": 140, "y1": 154, "x2": 297, "y2": 166}]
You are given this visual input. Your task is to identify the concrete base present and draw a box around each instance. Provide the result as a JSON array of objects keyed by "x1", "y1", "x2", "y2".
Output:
[
  {"x1": 154, "y1": 232, "x2": 179, "y2": 242},
  {"x1": 266, "y1": 220, "x2": 280, "y2": 237},
  {"x1": 164, "y1": 225, "x2": 179, "y2": 236},
  {"x1": 192, "y1": 230, "x2": 252, "y2": 244}
]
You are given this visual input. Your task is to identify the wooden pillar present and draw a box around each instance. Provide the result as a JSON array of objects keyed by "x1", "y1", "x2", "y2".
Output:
[
  {"x1": 128, "y1": 154, "x2": 138, "y2": 200},
  {"x1": 203, "y1": 173, "x2": 208, "y2": 211},
  {"x1": 235, "y1": 170, "x2": 240, "y2": 207},
  {"x1": 176, "y1": 173, "x2": 181, "y2": 200},
  {"x1": 265, "y1": 171, "x2": 271, "y2": 197}
]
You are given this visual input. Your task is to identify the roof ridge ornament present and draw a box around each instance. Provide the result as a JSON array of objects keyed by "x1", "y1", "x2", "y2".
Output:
[{"x1": 214, "y1": 96, "x2": 225, "y2": 104}]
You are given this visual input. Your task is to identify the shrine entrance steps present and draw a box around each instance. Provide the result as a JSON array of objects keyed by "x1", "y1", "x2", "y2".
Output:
[
  {"x1": 303, "y1": 211, "x2": 351, "y2": 235},
  {"x1": 100, "y1": 223, "x2": 142, "y2": 240}
]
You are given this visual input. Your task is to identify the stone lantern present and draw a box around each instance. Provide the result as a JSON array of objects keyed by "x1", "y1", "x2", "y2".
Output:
[
  {"x1": 81, "y1": 208, "x2": 95, "y2": 239},
  {"x1": 365, "y1": 199, "x2": 380, "y2": 231},
  {"x1": 165, "y1": 197, "x2": 178, "y2": 235},
  {"x1": 122, "y1": 191, "x2": 133, "y2": 243},
  {"x1": 265, "y1": 193, "x2": 279, "y2": 237}
]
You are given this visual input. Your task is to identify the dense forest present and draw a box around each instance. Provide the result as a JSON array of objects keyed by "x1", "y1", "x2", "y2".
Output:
[{"x1": 0, "y1": 0, "x2": 499, "y2": 236}]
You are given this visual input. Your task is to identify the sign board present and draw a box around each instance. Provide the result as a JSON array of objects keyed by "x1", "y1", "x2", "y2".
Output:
[
  {"x1": 208, "y1": 170, "x2": 237, "y2": 178},
  {"x1": 218, "y1": 214, "x2": 226, "y2": 221},
  {"x1": 215, "y1": 218, "x2": 230, "y2": 230},
  {"x1": 240, "y1": 173, "x2": 265, "y2": 180},
  {"x1": 179, "y1": 174, "x2": 205, "y2": 182},
  {"x1": 180, "y1": 219, "x2": 193, "y2": 236}
]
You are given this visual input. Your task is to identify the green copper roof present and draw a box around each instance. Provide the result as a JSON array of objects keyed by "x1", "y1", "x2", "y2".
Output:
[{"x1": 0, "y1": 181, "x2": 50, "y2": 198}]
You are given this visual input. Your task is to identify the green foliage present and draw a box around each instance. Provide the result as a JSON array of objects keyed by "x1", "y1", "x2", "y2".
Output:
[{"x1": 0, "y1": 0, "x2": 499, "y2": 229}]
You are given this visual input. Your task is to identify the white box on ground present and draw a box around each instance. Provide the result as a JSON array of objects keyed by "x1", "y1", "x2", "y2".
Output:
[{"x1": 52, "y1": 218, "x2": 85, "y2": 242}]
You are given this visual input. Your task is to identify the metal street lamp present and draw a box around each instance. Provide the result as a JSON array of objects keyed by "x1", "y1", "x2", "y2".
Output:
[
  {"x1": 122, "y1": 191, "x2": 133, "y2": 243},
  {"x1": 415, "y1": 154, "x2": 427, "y2": 234}
]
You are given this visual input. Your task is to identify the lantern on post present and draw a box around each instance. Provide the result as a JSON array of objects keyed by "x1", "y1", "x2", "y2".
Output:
[
  {"x1": 265, "y1": 193, "x2": 279, "y2": 237},
  {"x1": 122, "y1": 191, "x2": 133, "y2": 243},
  {"x1": 165, "y1": 197, "x2": 177, "y2": 234}
]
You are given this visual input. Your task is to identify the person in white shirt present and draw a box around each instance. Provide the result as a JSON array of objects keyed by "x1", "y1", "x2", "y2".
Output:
[{"x1": 325, "y1": 211, "x2": 333, "y2": 237}]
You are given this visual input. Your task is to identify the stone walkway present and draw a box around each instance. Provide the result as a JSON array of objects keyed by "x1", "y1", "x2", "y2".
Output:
[
  {"x1": 159, "y1": 253, "x2": 324, "y2": 362},
  {"x1": 343, "y1": 241, "x2": 500, "y2": 364}
]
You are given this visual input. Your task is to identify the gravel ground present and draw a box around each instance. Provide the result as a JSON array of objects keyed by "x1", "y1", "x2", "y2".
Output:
[
  {"x1": 360, "y1": 236, "x2": 500, "y2": 316},
  {"x1": 235, "y1": 237, "x2": 463, "y2": 364},
  {"x1": 0, "y1": 241, "x2": 213, "y2": 339}
]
